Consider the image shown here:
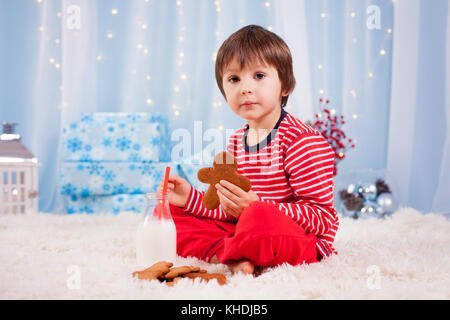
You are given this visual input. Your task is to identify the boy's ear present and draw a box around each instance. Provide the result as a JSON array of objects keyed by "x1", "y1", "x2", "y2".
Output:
[{"x1": 281, "y1": 88, "x2": 291, "y2": 97}]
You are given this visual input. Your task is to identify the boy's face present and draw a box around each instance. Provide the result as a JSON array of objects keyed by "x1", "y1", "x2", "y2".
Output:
[{"x1": 222, "y1": 57, "x2": 287, "y2": 126}]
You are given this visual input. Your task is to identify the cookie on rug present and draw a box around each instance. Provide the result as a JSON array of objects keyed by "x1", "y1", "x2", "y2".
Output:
[
  {"x1": 182, "y1": 271, "x2": 227, "y2": 285},
  {"x1": 132, "y1": 261, "x2": 227, "y2": 286},
  {"x1": 163, "y1": 266, "x2": 202, "y2": 279},
  {"x1": 132, "y1": 261, "x2": 173, "y2": 280}
]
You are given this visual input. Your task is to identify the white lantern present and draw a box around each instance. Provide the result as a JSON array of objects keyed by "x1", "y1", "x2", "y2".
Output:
[{"x1": 0, "y1": 123, "x2": 39, "y2": 214}]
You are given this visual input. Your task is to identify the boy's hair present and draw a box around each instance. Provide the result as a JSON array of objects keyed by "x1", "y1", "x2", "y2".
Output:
[{"x1": 215, "y1": 25, "x2": 296, "y2": 108}]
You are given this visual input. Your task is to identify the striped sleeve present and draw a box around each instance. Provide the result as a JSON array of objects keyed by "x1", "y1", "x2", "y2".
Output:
[
  {"x1": 182, "y1": 185, "x2": 237, "y2": 221},
  {"x1": 181, "y1": 135, "x2": 239, "y2": 221},
  {"x1": 269, "y1": 133, "x2": 338, "y2": 236}
]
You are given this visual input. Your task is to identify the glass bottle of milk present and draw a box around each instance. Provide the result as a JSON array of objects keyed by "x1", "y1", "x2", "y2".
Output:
[{"x1": 136, "y1": 192, "x2": 177, "y2": 268}]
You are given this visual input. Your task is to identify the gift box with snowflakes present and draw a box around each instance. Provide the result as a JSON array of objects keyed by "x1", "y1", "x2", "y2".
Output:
[
  {"x1": 62, "y1": 112, "x2": 171, "y2": 162},
  {"x1": 60, "y1": 112, "x2": 176, "y2": 214}
]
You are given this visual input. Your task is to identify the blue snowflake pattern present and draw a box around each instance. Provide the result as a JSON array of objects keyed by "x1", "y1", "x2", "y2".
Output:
[
  {"x1": 128, "y1": 153, "x2": 141, "y2": 162},
  {"x1": 80, "y1": 205, "x2": 94, "y2": 214},
  {"x1": 101, "y1": 170, "x2": 116, "y2": 182},
  {"x1": 116, "y1": 137, "x2": 131, "y2": 152},
  {"x1": 79, "y1": 154, "x2": 93, "y2": 162},
  {"x1": 86, "y1": 162, "x2": 104, "y2": 175},
  {"x1": 138, "y1": 161, "x2": 152, "y2": 175},
  {"x1": 67, "y1": 138, "x2": 83, "y2": 153},
  {"x1": 80, "y1": 114, "x2": 94, "y2": 123},
  {"x1": 80, "y1": 188, "x2": 91, "y2": 198},
  {"x1": 102, "y1": 138, "x2": 112, "y2": 148},
  {"x1": 61, "y1": 183, "x2": 77, "y2": 195},
  {"x1": 113, "y1": 184, "x2": 129, "y2": 194},
  {"x1": 106, "y1": 125, "x2": 115, "y2": 133}
]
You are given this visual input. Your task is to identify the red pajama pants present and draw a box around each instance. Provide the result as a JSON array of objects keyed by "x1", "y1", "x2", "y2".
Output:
[{"x1": 169, "y1": 201, "x2": 320, "y2": 267}]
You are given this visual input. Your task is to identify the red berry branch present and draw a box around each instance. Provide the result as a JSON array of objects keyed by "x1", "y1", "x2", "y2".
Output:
[{"x1": 307, "y1": 98, "x2": 355, "y2": 176}]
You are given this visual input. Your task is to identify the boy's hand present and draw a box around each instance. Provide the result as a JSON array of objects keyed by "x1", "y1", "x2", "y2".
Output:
[
  {"x1": 157, "y1": 175, "x2": 191, "y2": 208},
  {"x1": 215, "y1": 180, "x2": 259, "y2": 218}
]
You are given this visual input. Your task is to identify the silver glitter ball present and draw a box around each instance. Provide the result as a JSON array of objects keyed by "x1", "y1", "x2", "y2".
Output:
[
  {"x1": 357, "y1": 201, "x2": 380, "y2": 219},
  {"x1": 359, "y1": 184, "x2": 377, "y2": 201},
  {"x1": 376, "y1": 193, "x2": 396, "y2": 216}
]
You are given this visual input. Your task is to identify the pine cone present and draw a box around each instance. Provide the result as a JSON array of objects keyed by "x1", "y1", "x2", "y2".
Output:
[
  {"x1": 339, "y1": 189, "x2": 351, "y2": 201},
  {"x1": 339, "y1": 189, "x2": 363, "y2": 210},
  {"x1": 375, "y1": 179, "x2": 391, "y2": 195},
  {"x1": 344, "y1": 194, "x2": 364, "y2": 211}
]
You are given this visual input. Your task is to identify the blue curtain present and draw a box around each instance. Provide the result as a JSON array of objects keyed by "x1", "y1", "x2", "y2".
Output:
[{"x1": 0, "y1": 0, "x2": 448, "y2": 216}]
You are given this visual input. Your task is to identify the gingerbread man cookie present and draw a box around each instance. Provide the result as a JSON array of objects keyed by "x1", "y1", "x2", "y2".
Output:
[
  {"x1": 197, "y1": 152, "x2": 251, "y2": 211},
  {"x1": 132, "y1": 261, "x2": 173, "y2": 280}
]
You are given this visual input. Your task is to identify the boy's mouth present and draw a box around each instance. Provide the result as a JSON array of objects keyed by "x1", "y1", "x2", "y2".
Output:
[{"x1": 241, "y1": 101, "x2": 257, "y2": 107}]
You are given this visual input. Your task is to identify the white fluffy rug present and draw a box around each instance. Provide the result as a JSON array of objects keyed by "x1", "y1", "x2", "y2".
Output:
[{"x1": 1, "y1": 207, "x2": 449, "y2": 300}]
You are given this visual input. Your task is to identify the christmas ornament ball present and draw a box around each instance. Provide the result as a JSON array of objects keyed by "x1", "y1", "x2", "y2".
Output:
[
  {"x1": 347, "y1": 183, "x2": 357, "y2": 194},
  {"x1": 376, "y1": 193, "x2": 396, "y2": 216},
  {"x1": 359, "y1": 183, "x2": 377, "y2": 201},
  {"x1": 357, "y1": 201, "x2": 380, "y2": 219}
]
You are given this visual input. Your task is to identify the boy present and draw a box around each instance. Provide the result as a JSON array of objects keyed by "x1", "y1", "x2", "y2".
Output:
[{"x1": 158, "y1": 25, "x2": 339, "y2": 275}]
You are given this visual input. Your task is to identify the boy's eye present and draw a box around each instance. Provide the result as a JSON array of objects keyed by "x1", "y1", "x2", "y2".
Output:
[
  {"x1": 255, "y1": 73, "x2": 265, "y2": 79},
  {"x1": 229, "y1": 76, "x2": 239, "y2": 83}
]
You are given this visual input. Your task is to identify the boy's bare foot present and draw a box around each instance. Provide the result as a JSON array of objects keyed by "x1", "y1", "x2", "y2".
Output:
[
  {"x1": 228, "y1": 259, "x2": 255, "y2": 275},
  {"x1": 210, "y1": 255, "x2": 255, "y2": 275}
]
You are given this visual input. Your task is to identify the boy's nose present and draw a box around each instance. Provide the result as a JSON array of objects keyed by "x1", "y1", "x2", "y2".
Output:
[{"x1": 240, "y1": 80, "x2": 253, "y2": 94}]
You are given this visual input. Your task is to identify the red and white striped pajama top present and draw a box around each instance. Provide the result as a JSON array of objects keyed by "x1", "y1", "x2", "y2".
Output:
[{"x1": 182, "y1": 108, "x2": 339, "y2": 258}]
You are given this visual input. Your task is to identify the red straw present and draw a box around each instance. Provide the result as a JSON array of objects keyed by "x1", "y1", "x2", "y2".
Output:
[{"x1": 160, "y1": 166, "x2": 171, "y2": 220}]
